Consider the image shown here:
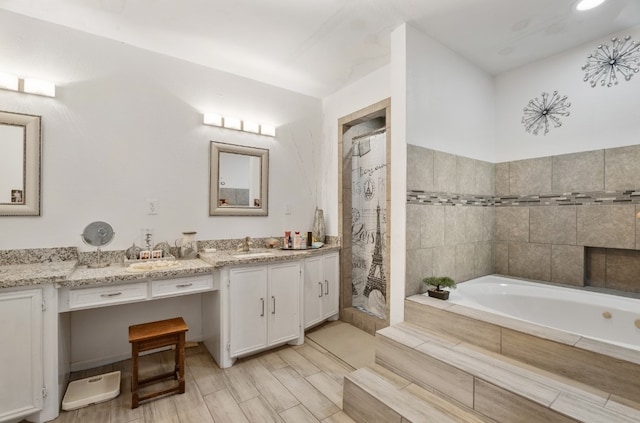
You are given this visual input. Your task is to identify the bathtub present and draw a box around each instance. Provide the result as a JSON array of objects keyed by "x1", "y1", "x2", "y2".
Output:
[{"x1": 447, "y1": 275, "x2": 640, "y2": 352}]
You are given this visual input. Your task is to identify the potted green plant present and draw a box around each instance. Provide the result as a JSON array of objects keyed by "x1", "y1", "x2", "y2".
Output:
[{"x1": 422, "y1": 276, "x2": 456, "y2": 300}]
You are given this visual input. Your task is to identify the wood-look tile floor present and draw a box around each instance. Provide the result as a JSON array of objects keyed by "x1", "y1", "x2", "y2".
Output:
[{"x1": 50, "y1": 331, "x2": 359, "y2": 423}]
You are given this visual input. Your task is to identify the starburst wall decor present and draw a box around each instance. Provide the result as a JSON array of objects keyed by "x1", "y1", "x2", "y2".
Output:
[
  {"x1": 582, "y1": 35, "x2": 640, "y2": 87},
  {"x1": 521, "y1": 91, "x2": 571, "y2": 136}
]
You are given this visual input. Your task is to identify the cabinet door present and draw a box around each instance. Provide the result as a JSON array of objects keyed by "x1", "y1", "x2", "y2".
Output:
[
  {"x1": 229, "y1": 266, "x2": 268, "y2": 357},
  {"x1": 0, "y1": 289, "x2": 43, "y2": 421},
  {"x1": 303, "y1": 256, "x2": 324, "y2": 329},
  {"x1": 267, "y1": 262, "x2": 301, "y2": 346},
  {"x1": 321, "y1": 253, "x2": 340, "y2": 319}
]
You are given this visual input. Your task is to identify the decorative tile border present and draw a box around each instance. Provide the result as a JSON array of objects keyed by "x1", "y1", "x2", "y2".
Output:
[
  {"x1": 408, "y1": 190, "x2": 640, "y2": 207},
  {"x1": 496, "y1": 190, "x2": 640, "y2": 207},
  {"x1": 407, "y1": 191, "x2": 494, "y2": 207}
]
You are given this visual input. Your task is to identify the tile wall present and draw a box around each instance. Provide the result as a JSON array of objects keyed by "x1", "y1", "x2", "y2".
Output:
[
  {"x1": 495, "y1": 145, "x2": 640, "y2": 292},
  {"x1": 405, "y1": 145, "x2": 495, "y2": 296},
  {"x1": 407, "y1": 144, "x2": 640, "y2": 295}
]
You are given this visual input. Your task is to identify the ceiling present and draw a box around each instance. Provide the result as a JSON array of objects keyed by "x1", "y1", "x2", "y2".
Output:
[{"x1": 1, "y1": 0, "x2": 640, "y2": 98}]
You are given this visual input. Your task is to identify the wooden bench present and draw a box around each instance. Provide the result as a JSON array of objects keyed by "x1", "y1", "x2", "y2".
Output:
[{"x1": 128, "y1": 317, "x2": 189, "y2": 408}]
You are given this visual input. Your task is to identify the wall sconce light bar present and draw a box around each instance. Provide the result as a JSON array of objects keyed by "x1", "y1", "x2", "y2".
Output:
[
  {"x1": 223, "y1": 116, "x2": 242, "y2": 130},
  {"x1": 242, "y1": 121, "x2": 260, "y2": 134},
  {"x1": 260, "y1": 125, "x2": 276, "y2": 137},
  {"x1": 203, "y1": 113, "x2": 222, "y2": 126},
  {"x1": 0, "y1": 72, "x2": 56, "y2": 97},
  {"x1": 0, "y1": 72, "x2": 19, "y2": 91},
  {"x1": 203, "y1": 113, "x2": 276, "y2": 137},
  {"x1": 23, "y1": 78, "x2": 56, "y2": 97}
]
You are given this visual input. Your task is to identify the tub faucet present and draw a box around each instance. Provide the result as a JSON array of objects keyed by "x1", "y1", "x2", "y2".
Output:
[{"x1": 237, "y1": 236, "x2": 252, "y2": 252}]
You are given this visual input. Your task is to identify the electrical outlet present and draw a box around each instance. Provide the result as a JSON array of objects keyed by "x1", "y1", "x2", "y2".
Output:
[{"x1": 147, "y1": 199, "x2": 158, "y2": 215}]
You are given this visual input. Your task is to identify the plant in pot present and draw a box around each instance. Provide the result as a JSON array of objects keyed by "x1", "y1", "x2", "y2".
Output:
[{"x1": 422, "y1": 276, "x2": 456, "y2": 300}]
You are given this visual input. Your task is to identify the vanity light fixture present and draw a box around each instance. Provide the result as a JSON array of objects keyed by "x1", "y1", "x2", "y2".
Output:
[
  {"x1": 0, "y1": 72, "x2": 56, "y2": 97},
  {"x1": 223, "y1": 116, "x2": 242, "y2": 131},
  {"x1": 203, "y1": 113, "x2": 276, "y2": 137},
  {"x1": 260, "y1": 125, "x2": 276, "y2": 137},
  {"x1": 23, "y1": 78, "x2": 56, "y2": 97},
  {"x1": 242, "y1": 121, "x2": 260, "y2": 134},
  {"x1": 203, "y1": 113, "x2": 223, "y2": 126},
  {"x1": 576, "y1": 0, "x2": 606, "y2": 11},
  {"x1": 0, "y1": 72, "x2": 19, "y2": 91}
]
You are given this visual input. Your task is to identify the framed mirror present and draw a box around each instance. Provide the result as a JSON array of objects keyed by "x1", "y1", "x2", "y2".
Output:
[
  {"x1": 210, "y1": 141, "x2": 269, "y2": 216},
  {"x1": 0, "y1": 111, "x2": 41, "y2": 216}
]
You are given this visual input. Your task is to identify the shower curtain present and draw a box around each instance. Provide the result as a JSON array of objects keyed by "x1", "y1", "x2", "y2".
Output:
[{"x1": 351, "y1": 131, "x2": 387, "y2": 318}]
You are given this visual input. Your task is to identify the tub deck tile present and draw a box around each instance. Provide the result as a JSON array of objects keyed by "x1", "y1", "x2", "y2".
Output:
[
  {"x1": 449, "y1": 303, "x2": 583, "y2": 346},
  {"x1": 473, "y1": 378, "x2": 576, "y2": 423},
  {"x1": 551, "y1": 393, "x2": 638, "y2": 423},
  {"x1": 378, "y1": 322, "x2": 460, "y2": 349},
  {"x1": 575, "y1": 337, "x2": 640, "y2": 366},
  {"x1": 405, "y1": 295, "x2": 640, "y2": 406},
  {"x1": 502, "y1": 329, "x2": 640, "y2": 404},
  {"x1": 375, "y1": 330, "x2": 475, "y2": 408},
  {"x1": 453, "y1": 342, "x2": 609, "y2": 407},
  {"x1": 406, "y1": 294, "x2": 455, "y2": 310},
  {"x1": 380, "y1": 320, "x2": 640, "y2": 423},
  {"x1": 605, "y1": 396, "x2": 640, "y2": 420},
  {"x1": 407, "y1": 294, "x2": 583, "y2": 347},
  {"x1": 405, "y1": 298, "x2": 502, "y2": 353},
  {"x1": 416, "y1": 337, "x2": 560, "y2": 407}
]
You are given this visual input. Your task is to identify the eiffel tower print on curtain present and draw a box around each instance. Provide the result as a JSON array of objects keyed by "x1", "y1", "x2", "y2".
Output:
[{"x1": 363, "y1": 204, "x2": 386, "y2": 299}]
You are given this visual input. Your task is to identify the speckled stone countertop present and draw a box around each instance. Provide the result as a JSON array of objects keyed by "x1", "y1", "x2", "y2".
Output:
[
  {"x1": 0, "y1": 261, "x2": 78, "y2": 288},
  {"x1": 61, "y1": 258, "x2": 215, "y2": 288},
  {"x1": 197, "y1": 245, "x2": 340, "y2": 267},
  {"x1": 0, "y1": 246, "x2": 340, "y2": 289}
]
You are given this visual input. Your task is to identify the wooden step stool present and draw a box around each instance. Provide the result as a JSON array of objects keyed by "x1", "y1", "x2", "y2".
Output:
[{"x1": 128, "y1": 317, "x2": 189, "y2": 408}]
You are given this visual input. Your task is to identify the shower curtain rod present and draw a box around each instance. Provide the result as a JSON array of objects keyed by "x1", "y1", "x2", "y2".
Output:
[{"x1": 352, "y1": 127, "x2": 386, "y2": 141}]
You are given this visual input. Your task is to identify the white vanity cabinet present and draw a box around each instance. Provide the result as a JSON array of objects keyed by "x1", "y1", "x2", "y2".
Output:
[
  {"x1": 0, "y1": 288, "x2": 44, "y2": 422},
  {"x1": 229, "y1": 261, "x2": 302, "y2": 358},
  {"x1": 303, "y1": 252, "x2": 339, "y2": 329}
]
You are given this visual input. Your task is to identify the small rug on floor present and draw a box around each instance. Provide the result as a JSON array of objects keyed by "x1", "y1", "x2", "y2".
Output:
[{"x1": 306, "y1": 321, "x2": 375, "y2": 369}]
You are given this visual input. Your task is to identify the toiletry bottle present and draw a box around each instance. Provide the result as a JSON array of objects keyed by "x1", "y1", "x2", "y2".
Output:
[
  {"x1": 293, "y1": 231, "x2": 301, "y2": 249},
  {"x1": 284, "y1": 231, "x2": 291, "y2": 249}
]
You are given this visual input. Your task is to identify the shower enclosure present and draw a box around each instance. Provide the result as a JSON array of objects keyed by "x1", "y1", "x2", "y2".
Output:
[{"x1": 338, "y1": 99, "x2": 391, "y2": 334}]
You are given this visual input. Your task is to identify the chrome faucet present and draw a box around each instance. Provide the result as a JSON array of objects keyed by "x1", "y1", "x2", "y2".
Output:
[{"x1": 237, "y1": 236, "x2": 252, "y2": 253}]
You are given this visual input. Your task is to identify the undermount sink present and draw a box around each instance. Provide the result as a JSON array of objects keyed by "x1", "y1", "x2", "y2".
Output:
[{"x1": 232, "y1": 252, "x2": 275, "y2": 259}]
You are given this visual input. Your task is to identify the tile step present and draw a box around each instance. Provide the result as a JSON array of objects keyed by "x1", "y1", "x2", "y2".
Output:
[
  {"x1": 404, "y1": 295, "x2": 640, "y2": 406},
  {"x1": 375, "y1": 322, "x2": 640, "y2": 423},
  {"x1": 343, "y1": 365, "x2": 490, "y2": 423}
]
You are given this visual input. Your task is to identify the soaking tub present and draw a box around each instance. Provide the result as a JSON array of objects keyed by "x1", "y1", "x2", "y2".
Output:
[{"x1": 447, "y1": 275, "x2": 640, "y2": 352}]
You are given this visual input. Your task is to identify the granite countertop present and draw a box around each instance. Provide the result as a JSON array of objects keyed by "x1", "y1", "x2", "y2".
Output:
[
  {"x1": 197, "y1": 245, "x2": 340, "y2": 266},
  {"x1": 0, "y1": 246, "x2": 340, "y2": 289},
  {"x1": 0, "y1": 261, "x2": 78, "y2": 288},
  {"x1": 61, "y1": 258, "x2": 215, "y2": 288}
]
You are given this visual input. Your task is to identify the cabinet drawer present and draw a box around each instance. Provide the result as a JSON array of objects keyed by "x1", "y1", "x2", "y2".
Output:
[
  {"x1": 68, "y1": 282, "x2": 148, "y2": 310},
  {"x1": 151, "y1": 275, "x2": 213, "y2": 298}
]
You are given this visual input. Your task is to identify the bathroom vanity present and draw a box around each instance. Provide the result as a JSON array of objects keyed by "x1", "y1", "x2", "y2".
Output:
[{"x1": 0, "y1": 247, "x2": 339, "y2": 423}]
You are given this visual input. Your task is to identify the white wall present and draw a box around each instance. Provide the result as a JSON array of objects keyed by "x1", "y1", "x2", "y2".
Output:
[
  {"x1": 495, "y1": 25, "x2": 640, "y2": 162},
  {"x1": 0, "y1": 10, "x2": 322, "y2": 250},
  {"x1": 405, "y1": 25, "x2": 496, "y2": 163},
  {"x1": 389, "y1": 24, "x2": 408, "y2": 325},
  {"x1": 321, "y1": 65, "x2": 391, "y2": 236}
]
